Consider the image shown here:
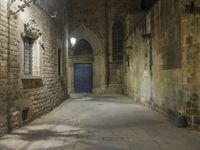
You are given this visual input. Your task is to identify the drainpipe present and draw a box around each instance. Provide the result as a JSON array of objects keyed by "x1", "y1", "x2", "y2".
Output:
[
  {"x1": 148, "y1": 37, "x2": 153, "y2": 108},
  {"x1": 142, "y1": 33, "x2": 153, "y2": 108},
  {"x1": 105, "y1": 0, "x2": 110, "y2": 89}
]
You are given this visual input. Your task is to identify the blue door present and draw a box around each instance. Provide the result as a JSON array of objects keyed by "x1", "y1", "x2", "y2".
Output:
[{"x1": 74, "y1": 64, "x2": 93, "y2": 93}]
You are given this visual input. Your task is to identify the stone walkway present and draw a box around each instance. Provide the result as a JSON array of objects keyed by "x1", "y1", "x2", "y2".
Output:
[{"x1": 0, "y1": 94, "x2": 200, "y2": 150}]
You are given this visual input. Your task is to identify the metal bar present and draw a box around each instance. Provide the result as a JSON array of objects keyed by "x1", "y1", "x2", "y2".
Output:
[{"x1": 9, "y1": 0, "x2": 36, "y2": 16}]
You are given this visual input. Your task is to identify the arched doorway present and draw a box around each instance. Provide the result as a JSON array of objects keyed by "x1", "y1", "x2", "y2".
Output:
[
  {"x1": 73, "y1": 39, "x2": 94, "y2": 93},
  {"x1": 68, "y1": 25, "x2": 106, "y2": 94}
]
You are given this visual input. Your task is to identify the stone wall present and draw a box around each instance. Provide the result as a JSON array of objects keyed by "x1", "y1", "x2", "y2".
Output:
[
  {"x1": 0, "y1": 0, "x2": 68, "y2": 135},
  {"x1": 151, "y1": 0, "x2": 182, "y2": 114},
  {"x1": 123, "y1": 0, "x2": 200, "y2": 126},
  {"x1": 181, "y1": 8, "x2": 200, "y2": 126},
  {"x1": 0, "y1": 0, "x2": 9, "y2": 135},
  {"x1": 67, "y1": 0, "x2": 144, "y2": 94},
  {"x1": 67, "y1": 0, "x2": 106, "y2": 93},
  {"x1": 123, "y1": 16, "x2": 150, "y2": 104}
]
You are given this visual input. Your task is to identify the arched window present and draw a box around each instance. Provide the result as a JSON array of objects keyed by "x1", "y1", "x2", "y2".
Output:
[
  {"x1": 74, "y1": 39, "x2": 93, "y2": 56},
  {"x1": 112, "y1": 20, "x2": 124, "y2": 63}
]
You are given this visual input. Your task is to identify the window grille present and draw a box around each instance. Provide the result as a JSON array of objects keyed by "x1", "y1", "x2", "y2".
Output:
[{"x1": 24, "y1": 37, "x2": 33, "y2": 75}]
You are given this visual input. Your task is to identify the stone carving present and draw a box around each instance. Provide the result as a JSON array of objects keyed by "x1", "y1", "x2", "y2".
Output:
[
  {"x1": 22, "y1": 17, "x2": 44, "y2": 49},
  {"x1": 24, "y1": 17, "x2": 42, "y2": 37}
]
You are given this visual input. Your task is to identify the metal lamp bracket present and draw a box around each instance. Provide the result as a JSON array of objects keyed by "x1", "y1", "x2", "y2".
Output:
[{"x1": 8, "y1": 0, "x2": 36, "y2": 17}]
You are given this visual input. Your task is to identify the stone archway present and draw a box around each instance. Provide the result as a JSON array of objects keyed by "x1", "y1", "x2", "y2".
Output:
[{"x1": 68, "y1": 25, "x2": 106, "y2": 94}]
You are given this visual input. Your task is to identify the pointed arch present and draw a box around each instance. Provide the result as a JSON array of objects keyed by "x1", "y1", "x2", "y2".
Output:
[
  {"x1": 74, "y1": 39, "x2": 93, "y2": 56},
  {"x1": 69, "y1": 25, "x2": 103, "y2": 55}
]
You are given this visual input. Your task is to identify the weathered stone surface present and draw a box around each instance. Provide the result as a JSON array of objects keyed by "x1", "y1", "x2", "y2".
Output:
[
  {"x1": 0, "y1": 0, "x2": 68, "y2": 135},
  {"x1": 67, "y1": 0, "x2": 142, "y2": 94},
  {"x1": 1, "y1": 0, "x2": 200, "y2": 136},
  {"x1": 123, "y1": 0, "x2": 200, "y2": 126},
  {"x1": 0, "y1": 94, "x2": 200, "y2": 150}
]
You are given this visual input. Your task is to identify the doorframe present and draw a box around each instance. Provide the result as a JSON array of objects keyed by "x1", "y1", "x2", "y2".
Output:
[{"x1": 73, "y1": 63, "x2": 93, "y2": 93}]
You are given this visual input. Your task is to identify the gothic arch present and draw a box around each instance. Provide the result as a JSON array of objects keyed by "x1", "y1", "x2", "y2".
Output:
[
  {"x1": 74, "y1": 39, "x2": 93, "y2": 56},
  {"x1": 69, "y1": 25, "x2": 103, "y2": 55},
  {"x1": 68, "y1": 25, "x2": 106, "y2": 94}
]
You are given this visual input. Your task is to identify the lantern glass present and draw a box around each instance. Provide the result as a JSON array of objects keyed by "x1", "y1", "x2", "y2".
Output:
[{"x1": 70, "y1": 37, "x2": 76, "y2": 47}]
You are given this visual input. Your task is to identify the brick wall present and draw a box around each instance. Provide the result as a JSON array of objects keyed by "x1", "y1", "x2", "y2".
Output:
[
  {"x1": 0, "y1": 0, "x2": 11, "y2": 135},
  {"x1": 0, "y1": 0, "x2": 68, "y2": 135}
]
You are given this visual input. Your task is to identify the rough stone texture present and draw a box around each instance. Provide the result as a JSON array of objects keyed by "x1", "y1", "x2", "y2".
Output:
[
  {"x1": 0, "y1": 0, "x2": 68, "y2": 135},
  {"x1": 123, "y1": 17, "x2": 150, "y2": 105},
  {"x1": 1, "y1": 0, "x2": 200, "y2": 137},
  {"x1": 0, "y1": 94, "x2": 200, "y2": 150},
  {"x1": 151, "y1": 0, "x2": 182, "y2": 114},
  {"x1": 67, "y1": 0, "x2": 143, "y2": 94},
  {"x1": 181, "y1": 10, "x2": 200, "y2": 126},
  {"x1": 123, "y1": 0, "x2": 200, "y2": 126}
]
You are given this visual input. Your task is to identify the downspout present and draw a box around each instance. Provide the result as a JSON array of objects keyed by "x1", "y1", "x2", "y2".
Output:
[
  {"x1": 142, "y1": 33, "x2": 153, "y2": 107},
  {"x1": 148, "y1": 37, "x2": 153, "y2": 108},
  {"x1": 64, "y1": 7, "x2": 69, "y2": 98},
  {"x1": 105, "y1": 0, "x2": 110, "y2": 89},
  {"x1": 149, "y1": 13, "x2": 154, "y2": 109}
]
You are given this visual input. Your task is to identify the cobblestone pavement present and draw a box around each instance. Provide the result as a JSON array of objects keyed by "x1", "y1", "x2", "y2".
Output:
[{"x1": 0, "y1": 94, "x2": 200, "y2": 150}]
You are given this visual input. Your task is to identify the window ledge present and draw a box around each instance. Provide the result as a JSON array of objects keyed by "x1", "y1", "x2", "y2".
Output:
[
  {"x1": 22, "y1": 76, "x2": 42, "y2": 80},
  {"x1": 22, "y1": 76, "x2": 43, "y2": 89}
]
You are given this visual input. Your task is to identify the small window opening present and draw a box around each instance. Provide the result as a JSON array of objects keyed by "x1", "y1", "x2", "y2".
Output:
[
  {"x1": 58, "y1": 49, "x2": 62, "y2": 76},
  {"x1": 22, "y1": 107, "x2": 29, "y2": 122}
]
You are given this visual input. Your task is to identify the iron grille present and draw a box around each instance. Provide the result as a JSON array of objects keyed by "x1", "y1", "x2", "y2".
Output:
[{"x1": 24, "y1": 37, "x2": 33, "y2": 75}]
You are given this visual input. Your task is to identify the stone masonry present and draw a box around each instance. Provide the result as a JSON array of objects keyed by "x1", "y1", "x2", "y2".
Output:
[
  {"x1": 123, "y1": 0, "x2": 200, "y2": 127},
  {"x1": 1, "y1": 0, "x2": 200, "y2": 136},
  {"x1": 0, "y1": 0, "x2": 68, "y2": 135},
  {"x1": 67, "y1": 0, "x2": 145, "y2": 94}
]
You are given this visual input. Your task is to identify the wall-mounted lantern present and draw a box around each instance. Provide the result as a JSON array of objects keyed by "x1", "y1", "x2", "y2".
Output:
[
  {"x1": 51, "y1": 11, "x2": 57, "y2": 19},
  {"x1": 70, "y1": 37, "x2": 77, "y2": 48}
]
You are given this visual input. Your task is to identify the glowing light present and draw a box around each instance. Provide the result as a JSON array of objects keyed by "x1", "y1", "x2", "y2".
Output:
[{"x1": 70, "y1": 37, "x2": 77, "y2": 47}]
